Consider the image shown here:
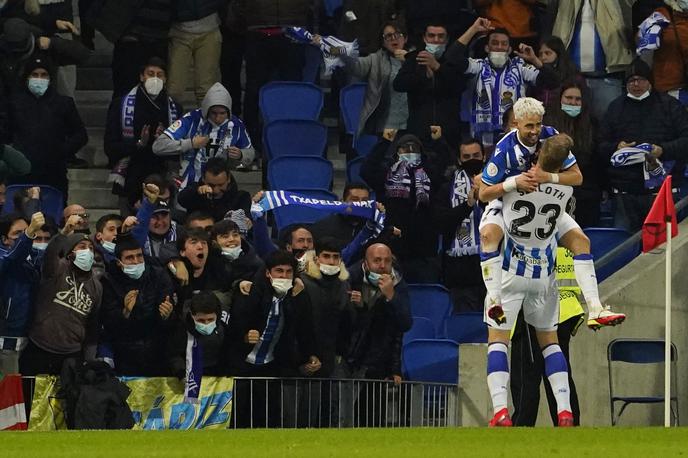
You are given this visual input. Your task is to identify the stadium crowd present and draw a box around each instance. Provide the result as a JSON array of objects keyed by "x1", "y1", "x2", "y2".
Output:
[{"x1": 0, "y1": 0, "x2": 688, "y2": 428}]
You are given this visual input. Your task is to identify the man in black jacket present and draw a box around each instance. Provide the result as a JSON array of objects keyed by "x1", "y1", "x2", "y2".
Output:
[
  {"x1": 229, "y1": 249, "x2": 320, "y2": 427},
  {"x1": 309, "y1": 183, "x2": 371, "y2": 247},
  {"x1": 393, "y1": 22, "x2": 466, "y2": 148},
  {"x1": 600, "y1": 59, "x2": 688, "y2": 232},
  {"x1": 177, "y1": 157, "x2": 251, "y2": 221},
  {"x1": 100, "y1": 235, "x2": 175, "y2": 376},
  {"x1": 8, "y1": 55, "x2": 87, "y2": 199}
]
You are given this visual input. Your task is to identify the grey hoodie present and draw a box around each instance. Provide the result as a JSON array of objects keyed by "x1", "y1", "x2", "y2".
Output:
[{"x1": 152, "y1": 82, "x2": 254, "y2": 166}]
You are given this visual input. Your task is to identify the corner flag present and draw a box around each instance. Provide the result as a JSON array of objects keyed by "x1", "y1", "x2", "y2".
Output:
[{"x1": 642, "y1": 175, "x2": 678, "y2": 253}]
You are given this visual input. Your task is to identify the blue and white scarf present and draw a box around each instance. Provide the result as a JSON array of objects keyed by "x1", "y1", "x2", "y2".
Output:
[
  {"x1": 108, "y1": 86, "x2": 180, "y2": 186},
  {"x1": 637, "y1": 11, "x2": 670, "y2": 55},
  {"x1": 180, "y1": 121, "x2": 231, "y2": 188},
  {"x1": 473, "y1": 58, "x2": 525, "y2": 138},
  {"x1": 184, "y1": 332, "x2": 203, "y2": 404},
  {"x1": 385, "y1": 160, "x2": 430, "y2": 207},
  {"x1": 285, "y1": 27, "x2": 359, "y2": 76},
  {"x1": 447, "y1": 169, "x2": 482, "y2": 257},
  {"x1": 610, "y1": 143, "x2": 674, "y2": 189},
  {"x1": 257, "y1": 190, "x2": 385, "y2": 235},
  {"x1": 246, "y1": 297, "x2": 284, "y2": 365}
]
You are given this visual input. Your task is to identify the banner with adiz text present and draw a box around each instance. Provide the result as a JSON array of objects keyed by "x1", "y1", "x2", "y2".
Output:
[{"x1": 29, "y1": 376, "x2": 234, "y2": 431}]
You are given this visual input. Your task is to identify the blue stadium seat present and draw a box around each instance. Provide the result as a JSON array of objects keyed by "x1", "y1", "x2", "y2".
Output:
[
  {"x1": 272, "y1": 189, "x2": 338, "y2": 230},
  {"x1": 268, "y1": 156, "x2": 333, "y2": 191},
  {"x1": 259, "y1": 81, "x2": 323, "y2": 123},
  {"x1": 353, "y1": 134, "x2": 378, "y2": 157},
  {"x1": 584, "y1": 227, "x2": 632, "y2": 259},
  {"x1": 1, "y1": 184, "x2": 64, "y2": 223},
  {"x1": 608, "y1": 338, "x2": 679, "y2": 426},
  {"x1": 339, "y1": 82, "x2": 367, "y2": 136},
  {"x1": 346, "y1": 156, "x2": 365, "y2": 184},
  {"x1": 323, "y1": 0, "x2": 343, "y2": 17},
  {"x1": 263, "y1": 119, "x2": 328, "y2": 160},
  {"x1": 403, "y1": 316, "x2": 436, "y2": 346},
  {"x1": 402, "y1": 339, "x2": 459, "y2": 384},
  {"x1": 408, "y1": 284, "x2": 453, "y2": 336},
  {"x1": 443, "y1": 312, "x2": 487, "y2": 344}
]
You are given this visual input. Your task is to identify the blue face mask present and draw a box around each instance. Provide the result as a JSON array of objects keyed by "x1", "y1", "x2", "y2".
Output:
[
  {"x1": 73, "y1": 249, "x2": 94, "y2": 271},
  {"x1": 425, "y1": 43, "x2": 446, "y2": 57},
  {"x1": 399, "y1": 153, "x2": 421, "y2": 164},
  {"x1": 122, "y1": 262, "x2": 145, "y2": 280},
  {"x1": 195, "y1": 320, "x2": 217, "y2": 336},
  {"x1": 102, "y1": 240, "x2": 116, "y2": 254},
  {"x1": 561, "y1": 103, "x2": 582, "y2": 118},
  {"x1": 367, "y1": 270, "x2": 381, "y2": 287},
  {"x1": 27, "y1": 77, "x2": 49, "y2": 97}
]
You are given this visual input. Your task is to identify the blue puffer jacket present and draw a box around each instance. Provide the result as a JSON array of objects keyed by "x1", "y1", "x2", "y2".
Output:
[{"x1": 0, "y1": 233, "x2": 43, "y2": 340}]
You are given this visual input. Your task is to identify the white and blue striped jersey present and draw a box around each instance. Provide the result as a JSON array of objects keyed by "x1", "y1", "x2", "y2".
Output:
[
  {"x1": 481, "y1": 126, "x2": 576, "y2": 186},
  {"x1": 501, "y1": 183, "x2": 573, "y2": 279}
]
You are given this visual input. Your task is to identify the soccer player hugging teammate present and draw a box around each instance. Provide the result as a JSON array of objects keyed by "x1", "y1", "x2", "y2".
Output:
[
  {"x1": 478, "y1": 97, "x2": 625, "y2": 331},
  {"x1": 483, "y1": 134, "x2": 577, "y2": 427}
]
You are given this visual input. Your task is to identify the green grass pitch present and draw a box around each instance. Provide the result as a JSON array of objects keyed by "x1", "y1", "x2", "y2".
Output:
[{"x1": 3, "y1": 427, "x2": 688, "y2": 457}]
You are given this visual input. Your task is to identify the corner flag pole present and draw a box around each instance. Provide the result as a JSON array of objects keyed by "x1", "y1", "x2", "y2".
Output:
[{"x1": 664, "y1": 215, "x2": 672, "y2": 428}]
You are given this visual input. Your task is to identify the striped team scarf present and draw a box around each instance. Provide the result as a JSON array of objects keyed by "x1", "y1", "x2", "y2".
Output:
[
  {"x1": 447, "y1": 169, "x2": 482, "y2": 257},
  {"x1": 184, "y1": 332, "x2": 203, "y2": 404},
  {"x1": 108, "y1": 87, "x2": 180, "y2": 186},
  {"x1": 385, "y1": 160, "x2": 430, "y2": 207},
  {"x1": 473, "y1": 59, "x2": 523, "y2": 138},
  {"x1": 637, "y1": 11, "x2": 670, "y2": 55},
  {"x1": 284, "y1": 27, "x2": 359, "y2": 76},
  {"x1": 255, "y1": 190, "x2": 386, "y2": 238},
  {"x1": 180, "y1": 121, "x2": 231, "y2": 189},
  {"x1": 610, "y1": 143, "x2": 674, "y2": 189}
]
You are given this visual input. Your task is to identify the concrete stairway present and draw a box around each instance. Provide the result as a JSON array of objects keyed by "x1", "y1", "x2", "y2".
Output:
[{"x1": 68, "y1": 35, "x2": 348, "y2": 220}]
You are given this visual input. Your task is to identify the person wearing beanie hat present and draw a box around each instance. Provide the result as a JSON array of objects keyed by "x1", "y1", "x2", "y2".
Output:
[
  {"x1": 599, "y1": 57, "x2": 688, "y2": 232},
  {"x1": 152, "y1": 82, "x2": 255, "y2": 191},
  {"x1": 19, "y1": 226, "x2": 103, "y2": 375},
  {"x1": 7, "y1": 54, "x2": 87, "y2": 200},
  {"x1": 104, "y1": 56, "x2": 183, "y2": 215}
]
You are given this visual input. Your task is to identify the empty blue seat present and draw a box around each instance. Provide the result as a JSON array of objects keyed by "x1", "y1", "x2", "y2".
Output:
[
  {"x1": 339, "y1": 83, "x2": 367, "y2": 136},
  {"x1": 259, "y1": 81, "x2": 323, "y2": 124},
  {"x1": 272, "y1": 189, "x2": 338, "y2": 230},
  {"x1": 1, "y1": 184, "x2": 64, "y2": 223},
  {"x1": 268, "y1": 156, "x2": 333, "y2": 191},
  {"x1": 403, "y1": 316, "x2": 436, "y2": 346},
  {"x1": 443, "y1": 312, "x2": 487, "y2": 344},
  {"x1": 402, "y1": 339, "x2": 459, "y2": 384},
  {"x1": 584, "y1": 227, "x2": 631, "y2": 259},
  {"x1": 353, "y1": 134, "x2": 378, "y2": 157},
  {"x1": 346, "y1": 156, "x2": 365, "y2": 184},
  {"x1": 263, "y1": 119, "x2": 328, "y2": 160},
  {"x1": 408, "y1": 284, "x2": 453, "y2": 336}
]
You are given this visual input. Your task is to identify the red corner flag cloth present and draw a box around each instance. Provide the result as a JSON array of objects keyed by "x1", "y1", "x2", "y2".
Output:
[
  {"x1": 0, "y1": 374, "x2": 27, "y2": 430},
  {"x1": 642, "y1": 175, "x2": 678, "y2": 253}
]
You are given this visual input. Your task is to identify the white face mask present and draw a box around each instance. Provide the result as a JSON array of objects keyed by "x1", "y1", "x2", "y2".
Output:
[
  {"x1": 33, "y1": 242, "x2": 48, "y2": 251},
  {"x1": 221, "y1": 245, "x2": 242, "y2": 261},
  {"x1": 488, "y1": 51, "x2": 509, "y2": 69},
  {"x1": 271, "y1": 277, "x2": 293, "y2": 297},
  {"x1": 425, "y1": 43, "x2": 446, "y2": 58},
  {"x1": 399, "y1": 152, "x2": 421, "y2": 164},
  {"x1": 319, "y1": 264, "x2": 341, "y2": 276},
  {"x1": 627, "y1": 90, "x2": 650, "y2": 101},
  {"x1": 101, "y1": 240, "x2": 116, "y2": 254},
  {"x1": 144, "y1": 77, "x2": 164, "y2": 97}
]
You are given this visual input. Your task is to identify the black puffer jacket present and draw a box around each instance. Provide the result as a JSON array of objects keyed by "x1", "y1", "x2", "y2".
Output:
[
  {"x1": 600, "y1": 91, "x2": 688, "y2": 194},
  {"x1": 177, "y1": 176, "x2": 251, "y2": 221},
  {"x1": 173, "y1": 0, "x2": 224, "y2": 22},
  {"x1": 235, "y1": 0, "x2": 314, "y2": 29},
  {"x1": 345, "y1": 266, "x2": 411, "y2": 379},
  {"x1": 100, "y1": 260, "x2": 175, "y2": 376}
]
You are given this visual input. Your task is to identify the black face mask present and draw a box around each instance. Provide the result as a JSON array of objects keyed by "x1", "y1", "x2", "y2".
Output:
[{"x1": 461, "y1": 159, "x2": 484, "y2": 177}]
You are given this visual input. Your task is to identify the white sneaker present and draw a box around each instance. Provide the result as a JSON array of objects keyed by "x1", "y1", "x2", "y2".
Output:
[{"x1": 587, "y1": 305, "x2": 626, "y2": 330}]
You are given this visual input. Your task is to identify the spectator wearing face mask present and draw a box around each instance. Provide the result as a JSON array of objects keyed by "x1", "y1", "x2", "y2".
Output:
[
  {"x1": 20, "y1": 231, "x2": 102, "y2": 375},
  {"x1": 393, "y1": 22, "x2": 467, "y2": 148},
  {"x1": 104, "y1": 57, "x2": 183, "y2": 216},
  {"x1": 168, "y1": 291, "x2": 230, "y2": 377},
  {"x1": 100, "y1": 235, "x2": 174, "y2": 375},
  {"x1": 434, "y1": 138, "x2": 487, "y2": 312},
  {"x1": 212, "y1": 219, "x2": 264, "y2": 286},
  {"x1": 177, "y1": 157, "x2": 251, "y2": 221},
  {"x1": 8, "y1": 55, "x2": 87, "y2": 200},
  {"x1": 530, "y1": 36, "x2": 581, "y2": 107},
  {"x1": 543, "y1": 80, "x2": 602, "y2": 228},
  {"x1": 448, "y1": 17, "x2": 559, "y2": 147},
  {"x1": 229, "y1": 249, "x2": 320, "y2": 427},
  {"x1": 153, "y1": 82, "x2": 254, "y2": 191},
  {"x1": 93, "y1": 213, "x2": 122, "y2": 268},
  {"x1": 0, "y1": 211, "x2": 45, "y2": 374}
]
